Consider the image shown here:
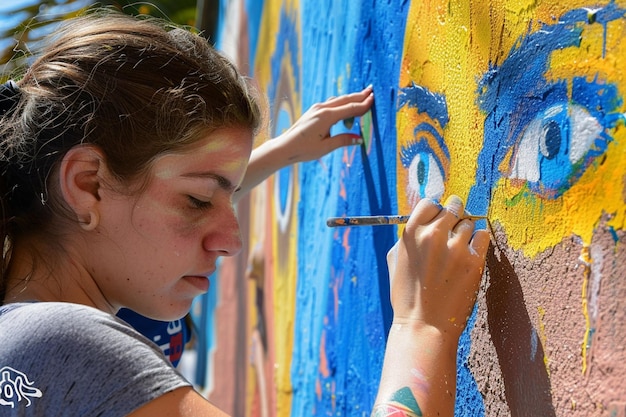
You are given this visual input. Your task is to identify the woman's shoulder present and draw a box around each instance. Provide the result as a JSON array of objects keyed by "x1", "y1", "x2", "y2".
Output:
[
  {"x1": 1, "y1": 301, "x2": 131, "y2": 339},
  {"x1": 2, "y1": 300, "x2": 116, "y2": 317},
  {"x1": 0, "y1": 301, "x2": 164, "y2": 362},
  {"x1": 1, "y1": 300, "x2": 113, "y2": 319},
  {"x1": 0, "y1": 302, "x2": 190, "y2": 416}
]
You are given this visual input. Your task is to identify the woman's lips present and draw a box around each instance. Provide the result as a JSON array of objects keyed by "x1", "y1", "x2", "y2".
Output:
[{"x1": 182, "y1": 275, "x2": 210, "y2": 292}]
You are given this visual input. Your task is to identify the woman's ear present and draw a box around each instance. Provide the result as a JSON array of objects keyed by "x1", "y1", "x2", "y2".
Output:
[{"x1": 58, "y1": 145, "x2": 106, "y2": 230}]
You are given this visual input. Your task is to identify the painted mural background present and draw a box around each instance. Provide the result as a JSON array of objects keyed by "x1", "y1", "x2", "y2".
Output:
[{"x1": 188, "y1": 1, "x2": 626, "y2": 416}]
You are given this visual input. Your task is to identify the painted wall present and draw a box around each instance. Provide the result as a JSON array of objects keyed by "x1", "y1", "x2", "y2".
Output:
[{"x1": 191, "y1": 1, "x2": 626, "y2": 416}]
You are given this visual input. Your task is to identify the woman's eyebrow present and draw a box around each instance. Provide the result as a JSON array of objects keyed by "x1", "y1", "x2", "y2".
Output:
[{"x1": 181, "y1": 172, "x2": 236, "y2": 193}]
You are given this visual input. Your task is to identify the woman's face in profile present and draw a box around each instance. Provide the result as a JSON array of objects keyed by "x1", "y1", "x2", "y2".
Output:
[{"x1": 90, "y1": 127, "x2": 253, "y2": 321}]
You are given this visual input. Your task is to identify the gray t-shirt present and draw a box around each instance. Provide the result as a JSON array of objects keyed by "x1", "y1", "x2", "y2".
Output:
[{"x1": 0, "y1": 302, "x2": 191, "y2": 416}]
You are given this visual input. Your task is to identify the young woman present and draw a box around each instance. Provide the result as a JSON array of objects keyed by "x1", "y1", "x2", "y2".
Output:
[{"x1": 0, "y1": 10, "x2": 489, "y2": 417}]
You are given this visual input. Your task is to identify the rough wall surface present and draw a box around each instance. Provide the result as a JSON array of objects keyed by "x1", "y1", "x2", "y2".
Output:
[{"x1": 191, "y1": 1, "x2": 626, "y2": 416}]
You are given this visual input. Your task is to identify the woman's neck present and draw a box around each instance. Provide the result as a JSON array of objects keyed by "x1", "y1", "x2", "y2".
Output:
[{"x1": 3, "y1": 238, "x2": 115, "y2": 313}]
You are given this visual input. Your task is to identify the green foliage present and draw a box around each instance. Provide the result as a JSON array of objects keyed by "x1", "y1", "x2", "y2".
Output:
[{"x1": 0, "y1": 0, "x2": 199, "y2": 77}]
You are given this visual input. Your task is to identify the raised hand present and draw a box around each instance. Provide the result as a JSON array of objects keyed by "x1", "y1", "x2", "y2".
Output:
[{"x1": 273, "y1": 85, "x2": 374, "y2": 162}]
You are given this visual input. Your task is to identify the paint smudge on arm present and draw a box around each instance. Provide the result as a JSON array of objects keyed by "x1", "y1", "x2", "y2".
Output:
[
  {"x1": 410, "y1": 367, "x2": 430, "y2": 397},
  {"x1": 372, "y1": 387, "x2": 423, "y2": 417}
]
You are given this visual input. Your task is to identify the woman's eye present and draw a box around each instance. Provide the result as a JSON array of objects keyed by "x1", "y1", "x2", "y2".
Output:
[{"x1": 187, "y1": 195, "x2": 213, "y2": 210}]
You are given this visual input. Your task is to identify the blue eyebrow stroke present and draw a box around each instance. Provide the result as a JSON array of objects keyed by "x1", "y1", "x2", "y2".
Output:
[
  {"x1": 398, "y1": 82, "x2": 451, "y2": 161},
  {"x1": 468, "y1": 1, "x2": 626, "y2": 214},
  {"x1": 399, "y1": 82, "x2": 450, "y2": 129},
  {"x1": 399, "y1": 123, "x2": 449, "y2": 168}
]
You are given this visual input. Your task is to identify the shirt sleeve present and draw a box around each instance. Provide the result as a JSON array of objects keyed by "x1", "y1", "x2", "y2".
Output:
[{"x1": 0, "y1": 302, "x2": 192, "y2": 417}]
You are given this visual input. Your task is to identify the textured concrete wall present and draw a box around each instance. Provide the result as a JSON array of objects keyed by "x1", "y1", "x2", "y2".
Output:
[{"x1": 191, "y1": 1, "x2": 626, "y2": 416}]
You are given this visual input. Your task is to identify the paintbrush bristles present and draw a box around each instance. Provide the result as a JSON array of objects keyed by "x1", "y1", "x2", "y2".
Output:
[{"x1": 326, "y1": 214, "x2": 488, "y2": 227}]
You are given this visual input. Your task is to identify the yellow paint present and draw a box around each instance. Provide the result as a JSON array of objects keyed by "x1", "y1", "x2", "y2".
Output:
[
  {"x1": 536, "y1": 306, "x2": 550, "y2": 375},
  {"x1": 398, "y1": 0, "x2": 489, "y2": 217},
  {"x1": 245, "y1": 275, "x2": 261, "y2": 416},
  {"x1": 254, "y1": 0, "x2": 300, "y2": 91},
  {"x1": 252, "y1": 1, "x2": 302, "y2": 415},
  {"x1": 579, "y1": 246, "x2": 592, "y2": 375},
  {"x1": 269, "y1": 193, "x2": 299, "y2": 412},
  {"x1": 245, "y1": 169, "x2": 281, "y2": 417},
  {"x1": 336, "y1": 74, "x2": 344, "y2": 93},
  {"x1": 268, "y1": 121, "x2": 299, "y2": 417}
]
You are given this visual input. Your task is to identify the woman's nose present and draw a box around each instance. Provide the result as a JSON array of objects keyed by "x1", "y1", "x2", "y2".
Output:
[{"x1": 203, "y1": 205, "x2": 242, "y2": 256}]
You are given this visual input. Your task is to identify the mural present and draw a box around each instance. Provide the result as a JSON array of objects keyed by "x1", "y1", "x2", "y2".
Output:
[{"x1": 192, "y1": 0, "x2": 626, "y2": 416}]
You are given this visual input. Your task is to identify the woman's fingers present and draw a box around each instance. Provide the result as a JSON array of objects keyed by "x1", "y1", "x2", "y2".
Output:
[
  {"x1": 321, "y1": 85, "x2": 373, "y2": 108},
  {"x1": 405, "y1": 194, "x2": 490, "y2": 270},
  {"x1": 322, "y1": 87, "x2": 374, "y2": 121},
  {"x1": 451, "y1": 218, "x2": 476, "y2": 241},
  {"x1": 469, "y1": 229, "x2": 491, "y2": 258},
  {"x1": 387, "y1": 194, "x2": 490, "y2": 326},
  {"x1": 406, "y1": 198, "x2": 445, "y2": 228},
  {"x1": 443, "y1": 194, "x2": 464, "y2": 218}
]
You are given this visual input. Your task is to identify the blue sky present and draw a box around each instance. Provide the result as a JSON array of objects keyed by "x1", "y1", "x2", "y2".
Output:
[
  {"x1": 0, "y1": 0, "x2": 38, "y2": 29},
  {"x1": 0, "y1": 0, "x2": 92, "y2": 57}
]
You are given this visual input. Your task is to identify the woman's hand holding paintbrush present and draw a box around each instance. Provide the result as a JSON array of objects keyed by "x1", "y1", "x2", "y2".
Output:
[{"x1": 374, "y1": 195, "x2": 490, "y2": 417}]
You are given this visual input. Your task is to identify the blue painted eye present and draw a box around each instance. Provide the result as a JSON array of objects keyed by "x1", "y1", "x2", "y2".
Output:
[
  {"x1": 401, "y1": 137, "x2": 446, "y2": 206},
  {"x1": 407, "y1": 152, "x2": 445, "y2": 202},
  {"x1": 398, "y1": 83, "x2": 450, "y2": 207},
  {"x1": 508, "y1": 103, "x2": 609, "y2": 198}
]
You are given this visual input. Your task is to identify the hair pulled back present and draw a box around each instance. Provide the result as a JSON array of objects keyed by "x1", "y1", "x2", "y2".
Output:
[{"x1": 0, "y1": 10, "x2": 262, "y2": 300}]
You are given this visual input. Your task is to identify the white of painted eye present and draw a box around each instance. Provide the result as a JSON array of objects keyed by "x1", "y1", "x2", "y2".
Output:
[
  {"x1": 406, "y1": 153, "x2": 445, "y2": 207},
  {"x1": 273, "y1": 103, "x2": 294, "y2": 233},
  {"x1": 508, "y1": 103, "x2": 602, "y2": 183},
  {"x1": 510, "y1": 117, "x2": 542, "y2": 182},
  {"x1": 569, "y1": 105, "x2": 602, "y2": 163}
]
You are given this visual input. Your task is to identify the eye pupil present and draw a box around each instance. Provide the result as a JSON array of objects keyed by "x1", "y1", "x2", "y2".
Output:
[
  {"x1": 417, "y1": 159, "x2": 426, "y2": 185},
  {"x1": 542, "y1": 120, "x2": 562, "y2": 160}
]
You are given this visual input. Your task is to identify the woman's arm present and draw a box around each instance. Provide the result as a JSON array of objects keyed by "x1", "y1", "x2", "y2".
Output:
[
  {"x1": 234, "y1": 86, "x2": 374, "y2": 201},
  {"x1": 374, "y1": 195, "x2": 490, "y2": 417},
  {"x1": 129, "y1": 386, "x2": 228, "y2": 417}
]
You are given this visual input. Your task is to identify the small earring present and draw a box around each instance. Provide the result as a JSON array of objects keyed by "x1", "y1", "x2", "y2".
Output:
[{"x1": 80, "y1": 211, "x2": 99, "y2": 231}]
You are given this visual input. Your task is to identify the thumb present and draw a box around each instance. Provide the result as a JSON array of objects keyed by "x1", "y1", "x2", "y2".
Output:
[{"x1": 386, "y1": 241, "x2": 399, "y2": 280}]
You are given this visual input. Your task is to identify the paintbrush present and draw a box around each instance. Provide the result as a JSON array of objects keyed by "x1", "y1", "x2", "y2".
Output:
[{"x1": 326, "y1": 214, "x2": 488, "y2": 227}]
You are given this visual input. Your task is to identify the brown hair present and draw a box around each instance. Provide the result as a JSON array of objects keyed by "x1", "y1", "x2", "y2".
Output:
[{"x1": 0, "y1": 9, "x2": 262, "y2": 301}]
